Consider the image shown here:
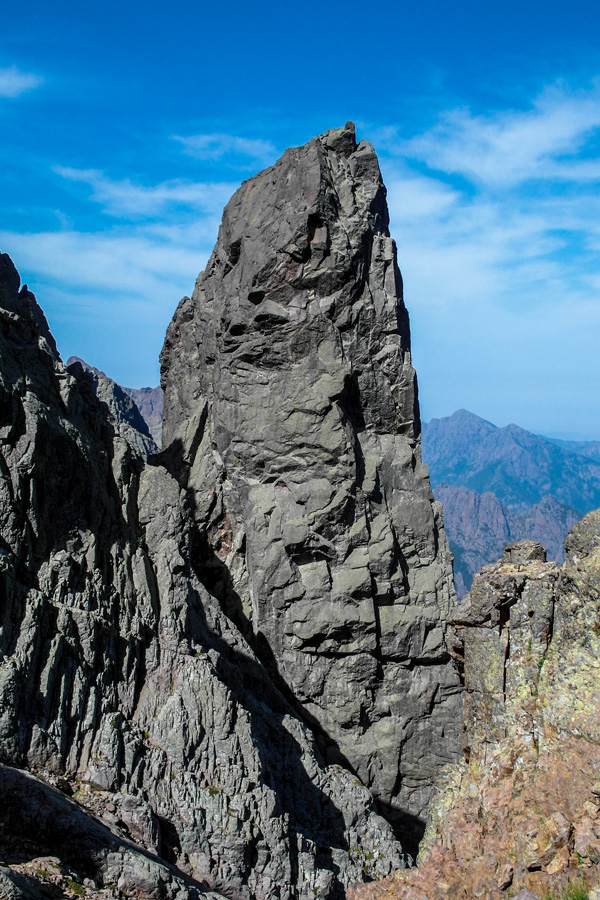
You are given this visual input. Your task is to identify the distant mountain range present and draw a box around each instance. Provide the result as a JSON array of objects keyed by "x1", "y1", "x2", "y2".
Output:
[{"x1": 421, "y1": 409, "x2": 600, "y2": 596}]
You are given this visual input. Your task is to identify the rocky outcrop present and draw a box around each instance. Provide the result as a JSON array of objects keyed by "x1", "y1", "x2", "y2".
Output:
[
  {"x1": 0, "y1": 764, "x2": 225, "y2": 900},
  {"x1": 0, "y1": 248, "x2": 406, "y2": 899},
  {"x1": 66, "y1": 355, "x2": 159, "y2": 457},
  {"x1": 348, "y1": 513, "x2": 600, "y2": 900},
  {"x1": 160, "y1": 122, "x2": 462, "y2": 848},
  {"x1": 123, "y1": 385, "x2": 163, "y2": 448}
]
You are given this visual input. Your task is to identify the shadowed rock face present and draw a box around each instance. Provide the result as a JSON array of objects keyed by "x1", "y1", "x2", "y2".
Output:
[
  {"x1": 66, "y1": 355, "x2": 159, "y2": 457},
  {"x1": 161, "y1": 122, "x2": 462, "y2": 842}
]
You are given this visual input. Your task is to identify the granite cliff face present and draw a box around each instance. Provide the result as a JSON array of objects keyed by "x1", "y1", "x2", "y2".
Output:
[
  {"x1": 0, "y1": 124, "x2": 462, "y2": 898},
  {"x1": 349, "y1": 515, "x2": 600, "y2": 900},
  {"x1": 160, "y1": 122, "x2": 462, "y2": 844}
]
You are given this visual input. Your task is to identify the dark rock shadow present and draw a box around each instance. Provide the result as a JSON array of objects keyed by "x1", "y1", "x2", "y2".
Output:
[{"x1": 184, "y1": 582, "x2": 348, "y2": 896}]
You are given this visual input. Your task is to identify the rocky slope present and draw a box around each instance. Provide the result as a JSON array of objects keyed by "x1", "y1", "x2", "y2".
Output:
[
  {"x1": 160, "y1": 121, "x2": 462, "y2": 848},
  {"x1": 422, "y1": 410, "x2": 598, "y2": 595},
  {"x1": 123, "y1": 384, "x2": 163, "y2": 447},
  {"x1": 348, "y1": 513, "x2": 600, "y2": 900},
  {"x1": 0, "y1": 248, "x2": 406, "y2": 898},
  {"x1": 0, "y1": 124, "x2": 461, "y2": 898}
]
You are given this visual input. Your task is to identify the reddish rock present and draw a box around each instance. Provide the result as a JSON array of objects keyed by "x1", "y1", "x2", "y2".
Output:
[{"x1": 349, "y1": 517, "x2": 600, "y2": 900}]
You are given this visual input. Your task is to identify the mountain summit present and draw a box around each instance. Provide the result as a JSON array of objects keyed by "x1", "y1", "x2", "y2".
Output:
[
  {"x1": 160, "y1": 121, "x2": 462, "y2": 846},
  {"x1": 422, "y1": 409, "x2": 600, "y2": 595}
]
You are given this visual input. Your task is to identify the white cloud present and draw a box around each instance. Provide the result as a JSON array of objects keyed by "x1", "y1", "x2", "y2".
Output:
[
  {"x1": 173, "y1": 132, "x2": 277, "y2": 165},
  {"x1": 0, "y1": 65, "x2": 43, "y2": 98},
  {"x1": 0, "y1": 228, "x2": 202, "y2": 299},
  {"x1": 5, "y1": 84, "x2": 600, "y2": 435},
  {"x1": 394, "y1": 84, "x2": 600, "y2": 188},
  {"x1": 54, "y1": 166, "x2": 237, "y2": 219},
  {"x1": 376, "y1": 84, "x2": 600, "y2": 437},
  {"x1": 0, "y1": 223, "x2": 214, "y2": 386}
]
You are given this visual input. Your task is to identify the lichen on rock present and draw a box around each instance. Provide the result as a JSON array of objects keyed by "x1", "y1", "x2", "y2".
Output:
[{"x1": 348, "y1": 516, "x2": 600, "y2": 900}]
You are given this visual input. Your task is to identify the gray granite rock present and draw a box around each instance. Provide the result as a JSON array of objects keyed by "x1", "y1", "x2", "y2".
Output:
[
  {"x1": 0, "y1": 244, "x2": 406, "y2": 897},
  {"x1": 66, "y1": 355, "x2": 159, "y2": 457},
  {"x1": 160, "y1": 122, "x2": 462, "y2": 848},
  {"x1": 0, "y1": 764, "x2": 225, "y2": 899}
]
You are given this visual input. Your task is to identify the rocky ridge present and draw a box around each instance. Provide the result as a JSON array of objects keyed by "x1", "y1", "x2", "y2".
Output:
[
  {"x1": 0, "y1": 251, "x2": 406, "y2": 897},
  {"x1": 0, "y1": 124, "x2": 460, "y2": 898},
  {"x1": 348, "y1": 513, "x2": 600, "y2": 900}
]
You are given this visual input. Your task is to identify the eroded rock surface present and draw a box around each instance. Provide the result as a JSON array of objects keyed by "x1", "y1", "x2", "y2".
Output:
[
  {"x1": 160, "y1": 122, "x2": 462, "y2": 845},
  {"x1": 348, "y1": 516, "x2": 600, "y2": 900},
  {"x1": 0, "y1": 249, "x2": 405, "y2": 899}
]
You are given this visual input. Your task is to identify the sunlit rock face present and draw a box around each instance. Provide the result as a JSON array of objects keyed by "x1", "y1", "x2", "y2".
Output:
[{"x1": 161, "y1": 122, "x2": 463, "y2": 845}]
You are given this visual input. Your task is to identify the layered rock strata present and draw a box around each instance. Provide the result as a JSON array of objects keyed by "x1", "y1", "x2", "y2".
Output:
[
  {"x1": 160, "y1": 122, "x2": 462, "y2": 844},
  {"x1": 348, "y1": 516, "x2": 600, "y2": 899},
  {"x1": 0, "y1": 250, "x2": 405, "y2": 899}
]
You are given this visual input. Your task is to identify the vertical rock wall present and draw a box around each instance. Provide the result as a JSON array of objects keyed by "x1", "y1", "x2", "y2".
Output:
[{"x1": 161, "y1": 123, "x2": 462, "y2": 841}]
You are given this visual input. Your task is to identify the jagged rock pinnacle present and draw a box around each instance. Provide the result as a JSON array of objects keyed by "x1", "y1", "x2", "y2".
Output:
[{"x1": 161, "y1": 124, "x2": 462, "y2": 845}]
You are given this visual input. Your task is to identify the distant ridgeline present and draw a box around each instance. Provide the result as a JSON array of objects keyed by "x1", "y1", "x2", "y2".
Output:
[{"x1": 422, "y1": 409, "x2": 600, "y2": 597}]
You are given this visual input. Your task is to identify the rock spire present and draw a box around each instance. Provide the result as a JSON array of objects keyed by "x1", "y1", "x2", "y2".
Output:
[{"x1": 161, "y1": 122, "x2": 462, "y2": 845}]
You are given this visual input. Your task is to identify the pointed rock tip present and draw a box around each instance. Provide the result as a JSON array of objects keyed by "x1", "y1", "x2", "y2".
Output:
[
  {"x1": 319, "y1": 121, "x2": 357, "y2": 156},
  {"x1": 0, "y1": 250, "x2": 22, "y2": 312}
]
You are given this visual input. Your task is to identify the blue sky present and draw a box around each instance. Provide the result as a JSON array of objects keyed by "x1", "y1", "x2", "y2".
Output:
[{"x1": 2, "y1": 0, "x2": 600, "y2": 439}]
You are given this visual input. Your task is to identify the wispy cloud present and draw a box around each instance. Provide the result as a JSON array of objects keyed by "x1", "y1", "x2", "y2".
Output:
[
  {"x1": 54, "y1": 166, "x2": 237, "y2": 218},
  {"x1": 0, "y1": 65, "x2": 43, "y2": 98},
  {"x1": 0, "y1": 167, "x2": 230, "y2": 383},
  {"x1": 173, "y1": 132, "x2": 277, "y2": 165},
  {"x1": 0, "y1": 221, "x2": 214, "y2": 387},
  {"x1": 389, "y1": 84, "x2": 600, "y2": 188},
  {"x1": 377, "y1": 83, "x2": 600, "y2": 436}
]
